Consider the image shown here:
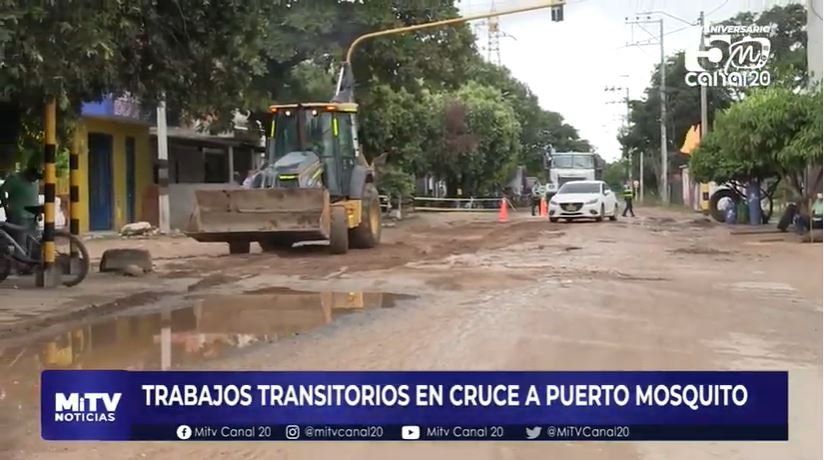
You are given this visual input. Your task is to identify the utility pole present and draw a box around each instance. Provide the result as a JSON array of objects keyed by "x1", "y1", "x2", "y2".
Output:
[
  {"x1": 699, "y1": 11, "x2": 708, "y2": 138},
  {"x1": 156, "y1": 97, "x2": 170, "y2": 234},
  {"x1": 626, "y1": 15, "x2": 668, "y2": 203},
  {"x1": 658, "y1": 18, "x2": 668, "y2": 204},
  {"x1": 605, "y1": 82, "x2": 632, "y2": 183},
  {"x1": 488, "y1": 1, "x2": 502, "y2": 65},
  {"x1": 639, "y1": 150, "x2": 644, "y2": 202}
]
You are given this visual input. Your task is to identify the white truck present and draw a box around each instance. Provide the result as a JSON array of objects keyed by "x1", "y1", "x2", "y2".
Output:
[{"x1": 544, "y1": 151, "x2": 603, "y2": 199}]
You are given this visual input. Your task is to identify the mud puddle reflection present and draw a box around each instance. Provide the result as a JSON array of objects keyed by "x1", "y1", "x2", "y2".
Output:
[{"x1": 0, "y1": 289, "x2": 414, "y2": 413}]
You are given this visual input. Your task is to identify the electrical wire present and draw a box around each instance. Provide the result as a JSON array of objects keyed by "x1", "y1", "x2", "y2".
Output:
[
  {"x1": 706, "y1": 0, "x2": 730, "y2": 18},
  {"x1": 621, "y1": 22, "x2": 697, "y2": 48}
]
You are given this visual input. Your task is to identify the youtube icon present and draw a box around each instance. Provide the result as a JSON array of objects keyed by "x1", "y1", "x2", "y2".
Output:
[{"x1": 401, "y1": 425, "x2": 420, "y2": 440}]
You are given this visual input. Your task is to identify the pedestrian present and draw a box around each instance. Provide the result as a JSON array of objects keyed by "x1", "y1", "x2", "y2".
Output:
[
  {"x1": 530, "y1": 182, "x2": 542, "y2": 216},
  {"x1": 621, "y1": 182, "x2": 635, "y2": 217},
  {"x1": 0, "y1": 165, "x2": 42, "y2": 249}
]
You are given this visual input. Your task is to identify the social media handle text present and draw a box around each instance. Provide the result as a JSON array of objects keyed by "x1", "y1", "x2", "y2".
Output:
[
  {"x1": 424, "y1": 426, "x2": 506, "y2": 440},
  {"x1": 173, "y1": 425, "x2": 277, "y2": 441},
  {"x1": 294, "y1": 425, "x2": 385, "y2": 440},
  {"x1": 546, "y1": 425, "x2": 631, "y2": 440}
]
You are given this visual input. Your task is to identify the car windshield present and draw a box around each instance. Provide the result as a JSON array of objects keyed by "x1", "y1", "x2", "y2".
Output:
[
  {"x1": 551, "y1": 154, "x2": 595, "y2": 169},
  {"x1": 558, "y1": 182, "x2": 600, "y2": 194}
]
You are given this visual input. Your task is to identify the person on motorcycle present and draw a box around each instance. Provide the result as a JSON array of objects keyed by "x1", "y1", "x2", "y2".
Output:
[{"x1": 0, "y1": 165, "x2": 41, "y2": 248}]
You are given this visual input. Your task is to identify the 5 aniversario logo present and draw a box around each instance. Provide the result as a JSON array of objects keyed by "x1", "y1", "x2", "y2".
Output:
[{"x1": 685, "y1": 24, "x2": 774, "y2": 87}]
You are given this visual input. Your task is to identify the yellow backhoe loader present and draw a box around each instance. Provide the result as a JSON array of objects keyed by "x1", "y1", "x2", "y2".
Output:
[
  {"x1": 184, "y1": 1, "x2": 565, "y2": 255},
  {"x1": 186, "y1": 101, "x2": 381, "y2": 254}
]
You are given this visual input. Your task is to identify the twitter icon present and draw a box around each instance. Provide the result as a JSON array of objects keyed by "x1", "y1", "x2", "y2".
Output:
[{"x1": 525, "y1": 426, "x2": 542, "y2": 440}]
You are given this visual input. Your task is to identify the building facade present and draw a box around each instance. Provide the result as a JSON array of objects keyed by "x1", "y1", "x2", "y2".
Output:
[{"x1": 67, "y1": 95, "x2": 154, "y2": 233}]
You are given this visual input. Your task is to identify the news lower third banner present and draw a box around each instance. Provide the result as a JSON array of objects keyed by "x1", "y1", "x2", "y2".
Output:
[{"x1": 41, "y1": 371, "x2": 788, "y2": 442}]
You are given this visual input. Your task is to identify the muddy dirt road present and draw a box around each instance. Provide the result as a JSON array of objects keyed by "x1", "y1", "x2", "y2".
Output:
[{"x1": 0, "y1": 209, "x2": 821, "y2": 460}]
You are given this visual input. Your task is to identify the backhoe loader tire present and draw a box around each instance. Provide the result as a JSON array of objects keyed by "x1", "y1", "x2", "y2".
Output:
[
  {"x1": 350, "y1": 183, "x2": 381, "y2": 249},
  {"x1": 228, "y1": 240, "x2": 250, "y2": 255},
  {"x1": 330, "y1": 207, "x2": 349, "y2": 255}
]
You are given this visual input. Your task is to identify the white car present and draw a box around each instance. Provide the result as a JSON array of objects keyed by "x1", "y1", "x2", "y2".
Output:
[{"x1": 549, "y1": 180, "x2": 619, "y2": 222}]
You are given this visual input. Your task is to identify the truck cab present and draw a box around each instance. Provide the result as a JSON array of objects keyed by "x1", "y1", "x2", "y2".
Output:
[{"x1": 545, "y1": 151, "x2": 601, "y2": 199}]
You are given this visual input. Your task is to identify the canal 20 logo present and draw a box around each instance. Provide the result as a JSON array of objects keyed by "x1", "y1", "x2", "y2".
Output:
[{"x1": 685, "y1": 27, "x2": 772, "y2": 88}]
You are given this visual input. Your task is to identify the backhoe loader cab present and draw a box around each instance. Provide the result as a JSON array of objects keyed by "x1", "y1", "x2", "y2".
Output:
[
  {"x1": 185, "y1": 102, "x2": 381, "y2": 256},
  {"x1": 261, "y1": 103, "x2": 364, "y2": 198}
]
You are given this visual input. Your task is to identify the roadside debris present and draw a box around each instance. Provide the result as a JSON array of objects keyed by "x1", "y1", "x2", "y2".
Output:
[
  {"x1": 100, "y1": 248, "x2": 154, "y2": 275},
  {"x1": 120, "y1": 222, "x2": 154, "y2": 237}
]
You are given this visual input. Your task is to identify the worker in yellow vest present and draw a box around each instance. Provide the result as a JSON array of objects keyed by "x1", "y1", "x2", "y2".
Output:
[{"x1": 621, "y1": 183, "x2": 636, "y2": 217}]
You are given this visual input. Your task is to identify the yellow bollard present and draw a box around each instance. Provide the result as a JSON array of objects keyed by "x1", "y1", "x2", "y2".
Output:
[{"x1": 37, "y1": 99, "x2": 60, "y2": 287}]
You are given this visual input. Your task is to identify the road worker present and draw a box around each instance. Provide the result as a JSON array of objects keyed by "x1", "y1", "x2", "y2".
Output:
[{"x1": 621, "y1": 182, "x2": 635, "y2": 218}]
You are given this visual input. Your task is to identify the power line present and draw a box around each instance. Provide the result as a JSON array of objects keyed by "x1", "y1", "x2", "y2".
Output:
[
  {"x1": 619, "y1": 22, "x2": 696, "y2": 49},
  {"x1": 706, "y1": 0, "x2": 730, "y2": 18}
]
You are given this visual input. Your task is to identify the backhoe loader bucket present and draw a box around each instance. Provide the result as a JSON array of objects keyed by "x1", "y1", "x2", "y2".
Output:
[{"x1": 185, "y1": 188, "x2": 331, "y2": 244}]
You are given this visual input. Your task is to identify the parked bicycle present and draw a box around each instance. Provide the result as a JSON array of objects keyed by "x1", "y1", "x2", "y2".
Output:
[{"x1": 0, "y1": 205, "x2": 90, "y2": 287}]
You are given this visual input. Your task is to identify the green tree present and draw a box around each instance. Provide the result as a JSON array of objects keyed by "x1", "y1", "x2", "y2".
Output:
[
  {"x1": 716, "y1": 3, "x2": 808, "y2": 92},
  {"x1": 469, "y1": 60, "x2": 592, "y2": 176},
  {"x1": 0, "y1": 1, "x2": 273, "y2": 118},
  {"x1": 690, "y1": 87, "x2": 822, "y2": 197},
  {"x1": 619, "y1": 4, "x2": 807, "y2": 195},
  {"x1": 602, "y1": 159, "x2": 629, "y2": 191},
  {"x1": 430, "y1": 81, "x2": 521, "y2": 195},
  {"x1": 619, "y1": 52, "x2": 732, "y2": 196}
]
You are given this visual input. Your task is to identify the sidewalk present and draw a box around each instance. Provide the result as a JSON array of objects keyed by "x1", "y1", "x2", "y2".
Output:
[
  {"x1": 0, "y1": 235, "x2": 223, "y2": 340},
  {"x1": 82, "y1": 234, "x2": 229, "y2": 261},
  {"x1": 0, "y1": 271, "x2": 198, "y2": 339}
]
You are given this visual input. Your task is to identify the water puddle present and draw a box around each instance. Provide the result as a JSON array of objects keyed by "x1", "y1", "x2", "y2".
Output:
[{"x1": 0, "y1": 289, "x2": 414, "y2": 410}]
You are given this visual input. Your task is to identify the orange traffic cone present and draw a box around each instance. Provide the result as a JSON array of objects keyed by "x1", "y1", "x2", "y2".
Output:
[
  {"x1": 498, "y1": 198, "x2": 509, "y2": 223},
  {"x1": 539, "y1": 197, "x2": 548, "y2": 217}
]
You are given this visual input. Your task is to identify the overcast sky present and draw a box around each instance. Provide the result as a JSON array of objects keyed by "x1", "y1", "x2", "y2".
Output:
[{"x1": 456, "y1": 0, "x2": 803, "y2": 161}]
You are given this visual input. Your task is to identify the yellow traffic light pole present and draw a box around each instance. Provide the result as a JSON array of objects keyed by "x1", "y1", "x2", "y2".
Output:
[{"x1": 337, "y1": 0, "x2": 566, "y2": 96}]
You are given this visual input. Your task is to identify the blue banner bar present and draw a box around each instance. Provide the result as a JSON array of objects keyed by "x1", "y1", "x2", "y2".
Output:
[{"x1": 41, "y1": 371, "x2": 788, "y2": 441}]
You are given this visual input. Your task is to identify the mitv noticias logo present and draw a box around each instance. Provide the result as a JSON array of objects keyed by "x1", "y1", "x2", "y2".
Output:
[{"x1": 54, "y1": 392, "x2": 122, "y2": 422}]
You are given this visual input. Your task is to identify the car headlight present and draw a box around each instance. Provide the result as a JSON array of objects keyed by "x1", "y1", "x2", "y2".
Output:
[{"x1": 585, "y1": 198, "x2": 599, "y2": 205}]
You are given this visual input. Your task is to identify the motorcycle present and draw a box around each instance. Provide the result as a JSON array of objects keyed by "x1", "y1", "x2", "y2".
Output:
[{"x1": 708, "y1": 180, "x2": 778, "y2": 224}]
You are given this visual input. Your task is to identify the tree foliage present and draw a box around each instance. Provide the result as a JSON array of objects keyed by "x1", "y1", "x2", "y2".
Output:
[
  {"x1": 602, "y1": 159, "x2": 629, "y2": 191},
  {"x1": 619, "y1": 3, "x2": 811, "y2": 196},
  {"x1": 717, "y1": 3, "x2": 809, "y2": 91},
  {"x1": 437, "y1": 81, "x2": 522, "y2": 195},
  {"x1": 0, "y1": 0, "x2": 271, "y2": 117},
  {"x1": 619, "y1": 52, "x2": 732, "y2": 195},
  {"x1": 690, "y1": 87, "x2": 822, "y2": 195},
  {"x1": 0, "y1": 0, "x2": 594, "y2": 197},
  {"x1": 469, "y1": 60, "x2": 592, "y2": 175}
]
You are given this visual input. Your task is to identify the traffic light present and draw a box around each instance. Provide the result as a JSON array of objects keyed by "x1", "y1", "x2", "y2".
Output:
[{"x1": 551, "y1": 5, "x2": 564, "y2": 22}]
